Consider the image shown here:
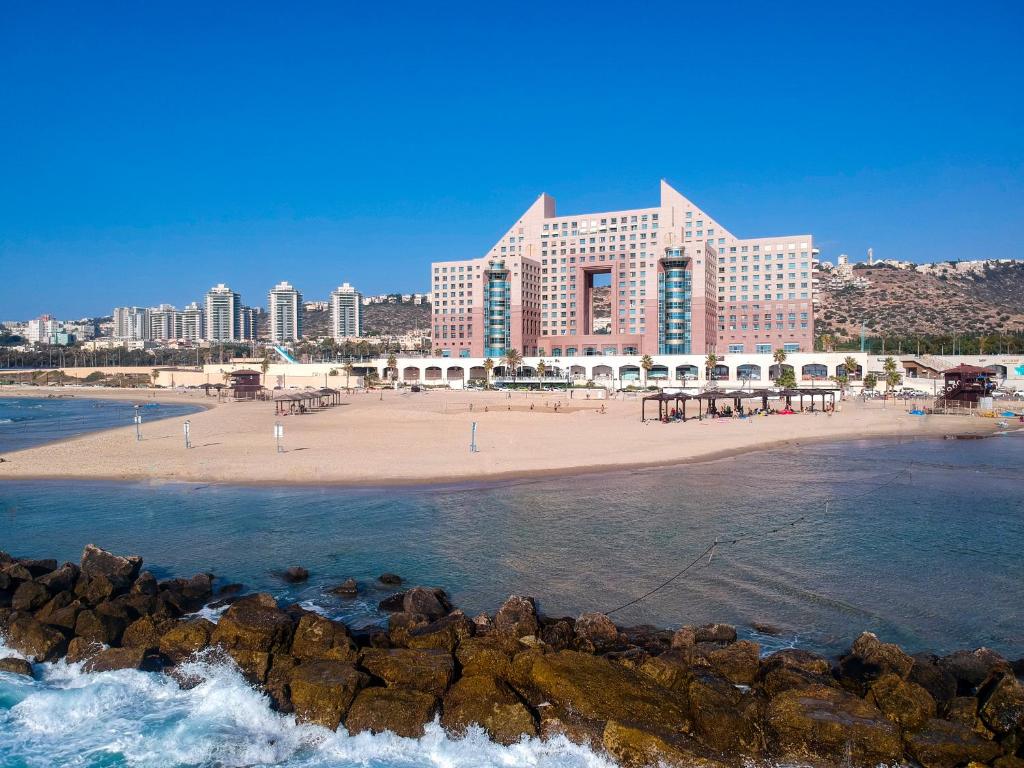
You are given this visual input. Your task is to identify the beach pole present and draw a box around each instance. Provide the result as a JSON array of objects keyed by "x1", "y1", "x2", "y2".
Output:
[
  {"x1": 133, "y1": 405, "x2": 142, "y2": 441},
  {"x1": 274, "y1": 421, "x2": 284, "y2": 453},
  {"x1": 183, "y1": 420, "x2": 191, "y2": 449},
  {"x1": 470, "y1": 421, "x2": 478, "y2": 453}
]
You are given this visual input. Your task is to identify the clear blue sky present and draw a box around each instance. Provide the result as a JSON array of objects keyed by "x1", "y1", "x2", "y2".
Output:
[{"x1": 1, "y1": 1, "x2": 1021, "y2": 319}]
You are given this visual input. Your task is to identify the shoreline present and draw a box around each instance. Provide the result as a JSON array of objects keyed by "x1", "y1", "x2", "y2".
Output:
[
  {"x1": 0, "y1": 385, "x2": 1014, "y2": 488},
  {"x1": 0, "y1": 427, "x2": 1015, "y2": 492}
]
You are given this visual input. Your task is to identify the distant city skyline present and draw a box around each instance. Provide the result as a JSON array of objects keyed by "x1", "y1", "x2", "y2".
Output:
[{"x1": 1, "y1": 2, "x2": 1021, "y2": 319}]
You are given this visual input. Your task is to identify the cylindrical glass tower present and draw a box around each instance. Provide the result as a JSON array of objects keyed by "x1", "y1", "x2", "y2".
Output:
[
  {"x1": 484, "y1": 259, "x2": 511, "y2": 357},
  {"x1": 658, "y1": 247, "x2": 691, "y2": 354}
]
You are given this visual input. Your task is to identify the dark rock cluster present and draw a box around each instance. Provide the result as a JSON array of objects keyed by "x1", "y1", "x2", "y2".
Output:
[{"x1": 2, "y1": 547, "x2": 1023, "y2": 768}]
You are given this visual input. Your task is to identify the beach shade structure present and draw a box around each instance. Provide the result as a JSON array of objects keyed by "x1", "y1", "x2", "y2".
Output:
[
  {"x1": 778, "y1": 387, "x2": 839, "y2": 412},
  {"x1": 273, "y1": 392, "x2": 304, "y2": 415}
]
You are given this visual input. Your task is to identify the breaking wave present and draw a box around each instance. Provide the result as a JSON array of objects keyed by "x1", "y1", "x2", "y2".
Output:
[{"x1": 0, "y1": 639, "x2": 616, "y2": 768}]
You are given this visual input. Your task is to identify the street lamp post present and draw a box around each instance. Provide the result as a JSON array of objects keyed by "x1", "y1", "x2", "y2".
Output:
[
  {"x1": 133, "y1": 405, "x2": 142, "y2": 441},
  {"x1": 183, "y1": 420, "x2": 191, "y2": 449},
  {"x1": 274, "y1": 422, "x2": 284, "y2": 453}
]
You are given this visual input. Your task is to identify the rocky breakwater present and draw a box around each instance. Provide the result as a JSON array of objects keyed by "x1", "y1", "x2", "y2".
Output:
[{"x1": 2, "y1": 547, "x2": 1024, "y2": 768}]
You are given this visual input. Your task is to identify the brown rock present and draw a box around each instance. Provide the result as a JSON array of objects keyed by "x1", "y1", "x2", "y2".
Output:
[
  {"x1": 0, "y1": 657, "x2": 34, "y2": 676},
  {"x1": 265, "y1": 653, "x2": 299, "y2": 712},
  {"x1": 79, "y1": 544, "x2": 142, "y2": 594},
  {"x1": 228, "y1": 649, "x2": 271, "y2": 685},
  {"x1": 838, "y1": 631, "x2": 914, "y2": 691},
  {"x1": 83, "y1": 646, "x2": 156, "y2": 673},
  {"x1": 6, "y1": 614, "x2": 68, "y2": 662},
  {"x1": 602, "y1": 720, "x2": 732, "y2": 768},
  {"x1": 346, "y1": 687, "x2": 439, "y2": 738},
  {"x1": 402, "y1": 587, "x2": 449, "y2": 621},
  {"x1": 573, "y1": 612, "x2": 620, "y2": 652},
  {"x1": 159, "y1": 619, "x2": 214, "y2": 663},
  {"x1": 910, "y1": 653, "x2": 959, "y2": 704},
  {"x1": 978, "y1": 672, "x2": 1024, "y2": 736},
  {"x1": 291, "y1": 613, "x2": 357, "y2": 663},
  {"x1": 867, "y1": 672, "x2": 937, "y2": 731},
  {"x1": 939, "y1": 649, "x2": 1003, "y2": 695},
  {"x1": 754, "y1": 648, "x2": 835, "y2": 697},
  {"x1": 670, "y1": 626, "x2": 696, "y2": 649},
  {"x1": 290, "y1": 660, "x2": 368, "y2": 730},
  {"x1": 12, "y1": 581, "x2": 50, "y2": 612},
  {"x1": 687, "y1": 670, "x2": 763, "y2": 754},
  {"x1": 387, "y1": 611, "x2": 430, "y2": 647},
  {"x1": 514, "y1": 650, "x2": 690, "y2": 734},
  {"x1": 122, "y1": 616, "x2": 165, "y2": 649},
  {"x1": 637, "y1": 650, "x2": 694, "y2": 692},
  {"x1": 282, "y1": 566, "x2": 308, "y2": 583},
  {"x1": 406, "y1": 611, "x2": 474, "y2": 653},
  {"x1": 905, "y1": 717, "x2": 1003, "y2": 768},
  {"x1": 379, "y1": 573, "x2": 402, "y2": 585},
  {"x1": 765, "y1": 683, "x2": 902, "y2": 765},
  {"x1": 36, "y1": 563, "x2": 79, "y2": 593},
  {"x1": 494, "y1": 595, "x2": 538, "y2": 639},
  {"x1": 694, "y1": 623, "x2": 737, "y2": 644},
  {"x1": 538, "y1": 618, "x2": 574, "y2": 650},
  {"x1": 360, "y1": 647, "x2": 454, "y2": 696},
  {"x1": 34, "y1": 592, "x2": 80, "y2": 630},
  {"x1": 210, "y1": 594, "x2": 294, "y2": 654},
  {"x1": 705, "y1": 639, "x2": 760, "y2": 685},
  {"x1": 455, "y1": 635, "x2": 519, "y2": 679},
  {"x1": 441, "y1": 674, "x2": 536, "y2": 744},
  {"x1": 331, "y1": 578, "x2": 358, "y2": 596},
  {"x1": 66, "y1": 636, "x2": 103, "y2": 664},
  {"x1": 131, "y1": 571, "x2": 158, "y2": 595},
  {"x1": 74, "y1": 609, "x2": 126, "y2": 646}
]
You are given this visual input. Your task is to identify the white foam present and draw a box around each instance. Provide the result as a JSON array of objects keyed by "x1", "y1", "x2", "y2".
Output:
[{"x1": 0, "y1": 650, "x2": 621, "y2": 767}]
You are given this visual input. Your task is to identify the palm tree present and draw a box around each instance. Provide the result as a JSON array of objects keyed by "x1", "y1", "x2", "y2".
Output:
[
  {"x1": 772, "y1": 348, "x2": 788, "y2": 384},
  {"x1": 483, "y1": 357, "x2": 494, "y2": 389},
  {"x1": 819, "y1": 333, "x2": 835, "y2": 352},
  {"x1": 536, "y1": 359, "x2": 547, "y2": 381},
  {"x1": 704, "y1": 353, "x2": 719, "y2": 383},
  {"x1": 260, "y1": 355, "x2": 271, "y2": 386},
  {"x1": 343, "y1": 361, "x2": 354, "y2": 390},
  {"x1": 502, "y1": 349, "x2": 523, "y2": 384},
  {"x1": 883, "y1": 356, "x2": 901, "y2": 392},
  {"x1": 386, "y1": 352, "x2": 398, "y2": 382},
  {"x1": 640, "y1": 354, "x2": 654, "y2": 387},
  {"x1": 843, "y1": 355, "x2": 859, "y2": 382},
  {"x1": 863, "y1": 372, "x2": 878, "y2": 392}
]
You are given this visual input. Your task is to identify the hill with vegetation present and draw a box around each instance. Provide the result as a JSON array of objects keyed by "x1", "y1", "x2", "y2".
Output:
[
  {"x1": 300, "y1": 299, "x2": 431, "y2": 339},
  {"x1": 815, "y1": 261, "x2": 1024, "y2": 347}
]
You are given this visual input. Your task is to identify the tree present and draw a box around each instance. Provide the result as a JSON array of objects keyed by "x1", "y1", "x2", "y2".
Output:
[
  {"x1": 820, "y1": 334, "x2": 835, "y2": 352},
  {"x1": 536, "y1": 359, "x2": 547, "y2": 381},
  {"x1": 151, "y1": 369, "x2": 160, "y2": 387},
  {"x1": 843, "y1": 355, "x2": 859, "y2": 382},
  {"x1": 483, "y1": 357, "x2": 495, "y2": 389},
  {"x1": 343, "y1": 361, "x2": 354, "y2": 390},
  {"x1": 260, "y1": 355, "x2": 271, "y2": 386},
  {"x1": 883, "y1": 356, "x2": 902, "y2": 392},
  {"x1": 502, "y1": 349, "x2": 523, "y2": 384},
  {"x1": 776, "y1": 367, "x2": 798, "y2": 389},
  {"x1": 863, "y1": 372, "x2": 878, "y2": 392},
  {"x1": 386, "y1": 352, "x2": 398, "y2": 381},
  {"x1": 640, "y1": 354, "x2": 654, "y2": 386},
  {"x1": 704, "y1": 353, "x2": 719, "y2": 382}
]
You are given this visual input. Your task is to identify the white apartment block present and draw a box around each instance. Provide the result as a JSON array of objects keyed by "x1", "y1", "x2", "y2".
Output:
[
  {"x1": 330, "y1": 282, "x2": 362, "y2": 339},
  {"x1": 268, "y1": 281, "x2": 303, "y2": 343}
]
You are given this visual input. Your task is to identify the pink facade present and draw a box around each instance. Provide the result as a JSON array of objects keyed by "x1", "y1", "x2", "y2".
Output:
[{"x1": 431, "y1": 181, "x2": 815, "y2": 357}]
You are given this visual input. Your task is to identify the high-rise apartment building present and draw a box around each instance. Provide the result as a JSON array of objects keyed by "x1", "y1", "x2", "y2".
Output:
[
  {"x1": 148, "y1": 304, "x2": 177, "y2": 342},
  {"x1": 176, "y1": 302, "x2": 205, "y2": 342},
  {"x1": 329, "y1": 282, "x2": 362, "y2": 339},
  {"x1": 267, "y1": 281, "x2": 303, "y2": 343},
  {"x1": 430, "y1": 181, "x2": 816, "y2": 357},
  {"x1": 204, "y1": 284, "x2": 242, "y2": 342},
  {"x1": 113, "y1": 306, "x2": 150, "y2": 341},
  {"x1": 240, "y1": 306, "x2": 259, "y2": 342}
]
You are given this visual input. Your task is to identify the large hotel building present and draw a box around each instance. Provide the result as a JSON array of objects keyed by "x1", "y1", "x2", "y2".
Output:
[{"x1": 431, "y1": 181, "x2": 816, "y2": 358}]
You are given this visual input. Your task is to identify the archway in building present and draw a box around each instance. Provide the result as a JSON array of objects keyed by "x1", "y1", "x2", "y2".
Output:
[
  {"x1": 520, "y1": 366, "x2": 536, "y2": 377},
  {"x1": 402, "y1": 366, "x2": 420, "y2": 382},
  {"x1": 446, "y1": 366, "x2": 465, "y2": 381},
  {"x1": 620, "y1": 364, "x2": 641, "y2": 382},
  {"x1": 469, "y1": 366, "x2": 486, "y2": 380},
  {"x1": 802, "y1": 363, "x2": 828, "y2": 379},
  {"x1": 737, "y1": 363, "x2": 762, "y2": 381},
  {"x1": 675, "y1": 364, "x2": 699, "y2": 381},
  {"x1": 593, "y1": 364, "x2": 613, "y2": 378},
  {"x1": 769, "y1": 364, "x2": 795, "y2": 380},
  {"x1": 711, "y1": 364, "x2": 730, "y2": 381},
  {"x1": 425, "y1": 366, "x2": 443, "y2": 381},
  {"x1": 649, "y1": 364, "x2": 669, "y2": 379},
  {"x1": 570, "y1": 365, "x2": 586, "y2": 378},
  {"x1": 836, "y1": 363, "x2": 862, "y2": 380}
]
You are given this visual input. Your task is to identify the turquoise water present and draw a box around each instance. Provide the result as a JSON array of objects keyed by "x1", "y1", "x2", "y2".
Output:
[
  {"x1": 0, "y1": 395, "x2": 202, "y2": 453},
  {"x1": 1, "y1": 398, "x2": 1022, "y2": 767}
]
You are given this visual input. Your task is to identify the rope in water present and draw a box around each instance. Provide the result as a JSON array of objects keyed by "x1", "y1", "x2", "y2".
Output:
[{"x1": 604, "y1": 463, "x2": 915, "y2": 617}]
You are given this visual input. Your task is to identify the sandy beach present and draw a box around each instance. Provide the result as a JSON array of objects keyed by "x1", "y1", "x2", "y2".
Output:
[{"x1": 0, "y1": 385, "x2": 1010, "y2": 486}]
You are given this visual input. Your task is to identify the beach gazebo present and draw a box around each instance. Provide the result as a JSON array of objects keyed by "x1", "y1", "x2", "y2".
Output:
[{"x1": 228, "y1": 369, "x2": 264, "y2": 400}]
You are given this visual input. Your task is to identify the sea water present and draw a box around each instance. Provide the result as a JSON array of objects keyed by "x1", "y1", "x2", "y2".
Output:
[
  {"x1": 1, "y1": 400, "x2": 1022, "y2": 767},
  {"x1": 0, "y1": 395, "x2": 202, "y2": 453}
]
